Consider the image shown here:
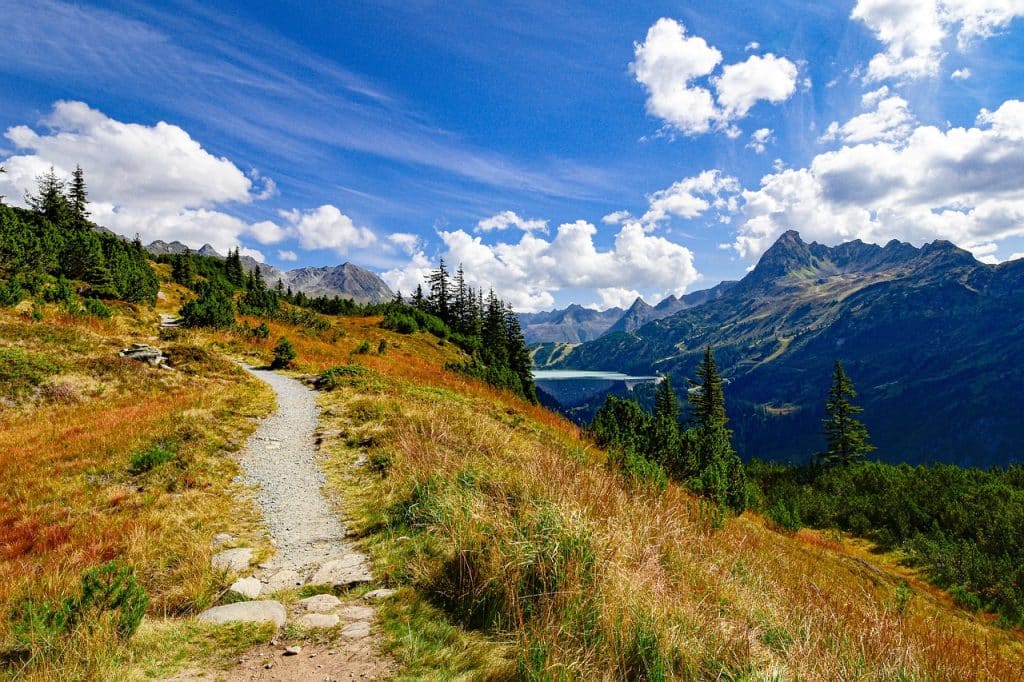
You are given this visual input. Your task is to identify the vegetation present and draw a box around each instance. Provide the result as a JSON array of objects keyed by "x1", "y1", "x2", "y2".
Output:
[
  {"x1": 590, "y1": 346, "x2": 746, "y2": 512},
  {"x1": 270, "y1": 336, "x2": 296, "y2": 369},
  {"x1": 821, "y1": 359, "x2": 874, "y2": 465}
]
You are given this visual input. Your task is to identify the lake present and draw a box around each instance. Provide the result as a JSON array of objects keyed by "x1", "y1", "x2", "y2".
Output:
[{"x1": 532, "y1": 370, "x2": 659, "y2": 381}]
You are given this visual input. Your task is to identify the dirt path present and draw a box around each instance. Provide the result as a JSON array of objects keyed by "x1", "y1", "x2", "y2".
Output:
[{"x1": 172, "y1": 368, "x2": 395, "y2": 681}]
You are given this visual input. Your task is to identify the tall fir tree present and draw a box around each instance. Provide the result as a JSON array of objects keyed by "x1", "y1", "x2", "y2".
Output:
[
  {"x1": 821, "y1": 360, "x2": 875, "y2": 465},
  {"x1": 28, "y1": 167, "x2": 72, "y2": 227},
  {"x1": 651, "y1": 375, "x2": 682, "y2": 472},
  {"x1": 69, "y1": 165, "x2": 90, "y2": 228},
  {"x1": 453, "y1": 263, "x2": 468, "y2": 333},
  {"x1": 428, "y1": 258, "x2": 451, "y2": 322},
  {"x1": 689, "y1": 346, "x2": 746, "y2": 512},
  {"x1": 225, "y1": 248, "x2": 245, "y2": 287}
]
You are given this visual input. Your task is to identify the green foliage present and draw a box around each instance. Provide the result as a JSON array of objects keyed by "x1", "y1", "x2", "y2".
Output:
[
  {"x1": 314, "y1": 365, "x2": 371, "y2": 391},
  {"x1": 13, "y1": 560, "x2": 148, "y2": 650},
  {"x1": 377, "y1": 339, "x2": 388, "y2": 354},
  {"x1": 0, "y1": 347, "x2": 62, "y2": 399},
  {"x1": 82, "y1": 297, "x2": 112, "y2": 319},
  {"x1": 821, "y1": 360, "x2": 874, "y2": 465},
  {"x1": 382, "y1": 310, "x2": 419, "y2": 334},
  {"x1": 271, "y1": 336, "x2": 297, "y2": 369},
  {"x1": 179, "y1": 283, "x2": 235, "y2": 328},
  {"x1": 128, "y1": 442, "x2": 178, "y2": 475},
  {"x1": 0, "y1": 276, "x2": 25, "y2": 307},
  {"x1": 354, "y1": 340, "x2": 372, "y2": 355},
  {"x1": 253, "y1": 321, "x2": 270, "y2": 339},
  {"x1": 749, "y1": 459, "x2": 1024, "y2": 625}
]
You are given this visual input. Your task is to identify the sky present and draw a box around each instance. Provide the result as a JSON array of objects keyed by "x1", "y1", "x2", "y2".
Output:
[{"x1": 2, "y1": 0, "x2": 1024, "y2": 312}]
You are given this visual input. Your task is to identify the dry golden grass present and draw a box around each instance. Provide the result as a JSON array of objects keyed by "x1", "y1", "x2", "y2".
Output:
[
  {"x1": 296, "y1": 316, "x2": 1024, "y2": 680},
  {"x1": 0, "y1": 308, "x2": 273, "y2": 680}
]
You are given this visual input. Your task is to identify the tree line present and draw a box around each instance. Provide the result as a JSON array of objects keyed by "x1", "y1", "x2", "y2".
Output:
[{"x1": 0, "y1": 166, "x2": 158, "y2": 308}]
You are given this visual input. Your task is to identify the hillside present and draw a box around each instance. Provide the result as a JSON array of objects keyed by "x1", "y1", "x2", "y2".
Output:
[
  {"x1": 552, "y1": 231, "x2": 1024, "y2": 466},
  {"x1": 3, "y1": 273, "x2": 1024, "y2": 678}
]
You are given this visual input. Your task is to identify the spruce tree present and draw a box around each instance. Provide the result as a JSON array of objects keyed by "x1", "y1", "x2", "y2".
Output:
[
  {"x1": 821, "y1": 360, "x2": 875, "y2": 465},
  {"x1": 28, "y1": 167, "x2": 72, "y2": 227},
  {"x1": 651, "y1": 375, "x2": 682, "y2": 471},
  {"x1": 428, "y1": 258, "x2": 451, "y2": 322},
  {"x1": 69, "y1": 165, "x2": 90, "y2": 227},
  {"x1": 689, "y1": 346, "x2": 746, "y2": 512},
  {"x1": 225, "y1": 248, "x2": 245, "y2": 287}
]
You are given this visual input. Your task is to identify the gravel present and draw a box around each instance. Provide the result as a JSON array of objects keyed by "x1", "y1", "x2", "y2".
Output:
[{"x1": 239, "y1": 366, "x2": 351, "y2": 572}]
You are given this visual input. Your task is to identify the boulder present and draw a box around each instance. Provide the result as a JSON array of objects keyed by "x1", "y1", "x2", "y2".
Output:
[
  {"x1": 338, "y1": 605, "x2": 374, "y2": 622},
  {"x1": 197, "y1": 600, "x2": 286, "y2": 627},
  {"x1": 341, "y1": 621, "x2": 371, "y2": 639},
  {"x1": 362, "y1": 588, "x2": 397, "y2": 601},
  {"x1": 294, "y1": 613, "x2": 340, "y2": 629},
  {"x1": 229, "y1": 577, "x2": 262, "y2": 599},
  {"x1": 296, "y1": 594, "x2": 342, "y2": 613},
  {"x1": 211, "y1": 547, "x2": 253, "y2": 572},
  {"x1": 263, "y1": 569, "x2": 303, "y2": 593},
  {"x1": 309, "y1": 554, "x2": 372, "y2": 588}
]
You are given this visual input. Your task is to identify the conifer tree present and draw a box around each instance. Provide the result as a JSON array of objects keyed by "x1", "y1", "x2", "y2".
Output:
[
  {"x1": 651, "y1": 375, "x2": 682, "y2": 471},
  {"x1": 225, "y1": 248, "x2": 245, "y2": 287},
  {"x1": 453, "y1": 263, "x2": 468, "y2": 333},
  {"x1": 428, "y1": 258, "x2": 451, "y2": 322},
  {"x1": 412, "y1": 283, "x2": 425, "y2": 310},
  {"x1": 28, "y1": 167, "x2": 72, "y2": 227},
  {"x1": 689, "y1": 346, "x2": 746, "y2": 512},
  {"x1": 69, "y1": 165, "x2": 90, "y2": 227},
  {"x1": 821, "y1": 360, "x2": 875, "y2": 465}
]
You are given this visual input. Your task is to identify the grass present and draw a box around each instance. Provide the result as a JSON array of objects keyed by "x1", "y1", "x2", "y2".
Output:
[
  {"x1": 0, "y1": 306, "x2": 274, "y2": 680},
  {"x1": 300, "y1": 313, "x2": 1024, "y2": 680}
]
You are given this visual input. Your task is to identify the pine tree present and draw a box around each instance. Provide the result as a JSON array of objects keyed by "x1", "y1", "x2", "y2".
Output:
[
  {"x1": 28, "y1": 167, "x2": 72, "y2": 227},
  {"x1": 427, "y1": 258, "x2": 451, "y2": 322},
  {"x1": 69, "y1": 165, "x2": 90, "y2": 227},
  {"x1": 651, "y1": 375, "x2": 682, "y2": 470},
  {"x1": 225, "y1": 248, "x2": 245, "y2": 287},
  {"x1": 412, "y1": 284, "x2": 425, "y2": 310},
  {"x1": 688, "y1": 346, "x2": 746, "y2": 512},
  {"x1": 821, "y1": 360, "x2": 875, "y2": 465},
  {"x1": 453, "y1": 263, "x2": 468, "y2": 333}
]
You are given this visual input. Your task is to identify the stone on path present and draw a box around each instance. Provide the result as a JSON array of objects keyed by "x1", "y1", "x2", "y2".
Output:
[
  {"x1": 211, "y1": 533, "x2": 234, "y2": 548},
  {"x1": 362, "y1": 588, "x2": 397, "y2": 601},
  {"x1": 309, "y1": 553, "x2": 372, "y2": 588},
  {"x1": 341, "y1": 621, "x2": 371, "y2": 639},
  {"x1": 211, "y1": 547, "x2": 253, "y2": 572},
  {"x1": 296, "y1": 594, "x2": 342, "y2": 613},
  {"x1": 263, "y1": 569, "x2": 303, "y2": 593},
  {"x1": 228, "y1": 577, "x2": 262, "y2": 599},
  {"x1": 338, "y1": 605, "x2": 375, "y2": 622},
  {"x1": 197, "y1": 600, "x2": 286, "y2": 627},
  {"x1": 295, "y1": 613, "x2": 340, "y2": 629}
]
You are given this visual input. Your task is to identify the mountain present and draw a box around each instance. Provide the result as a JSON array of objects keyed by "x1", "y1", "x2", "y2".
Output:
[
  {"x1": 145, "y1": 242, "x2": 394, "y2": 304},
  {"x1": 518, "y1": 303, "x2": 624, "y2": 344},
  {"x1": 549, "y1": 231, "x2": 1024, "y2": 466},
  {"x1": 603, "y1": 282, "x2": 738, "y2": 336}
]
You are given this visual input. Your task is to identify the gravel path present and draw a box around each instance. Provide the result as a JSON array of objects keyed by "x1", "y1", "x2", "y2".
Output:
[{"x1": 239, "y1": 366, "x2": 350, "y2": 572}]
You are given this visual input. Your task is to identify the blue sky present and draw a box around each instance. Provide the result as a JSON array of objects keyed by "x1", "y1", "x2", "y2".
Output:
[{"x1": 2, "y1": 0, "x2": 1024, "y2": 311}]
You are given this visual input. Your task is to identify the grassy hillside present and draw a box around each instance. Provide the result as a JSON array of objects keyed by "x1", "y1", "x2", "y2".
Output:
[
  {"x1": 271, "y1": 312, "x2": 1024, "y2": 678},
  {"x1": 3, "y1": 270, "x2": 1024, "y2": 679}
]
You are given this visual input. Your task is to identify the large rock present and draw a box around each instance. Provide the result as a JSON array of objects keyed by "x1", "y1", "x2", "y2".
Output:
[
  {"x1": 228, "y1": 577, "x2": 262, "y2": 599},
  {"x1": 197, "y1": 600, "x2": 286, "y2": 627},
  {"x1": 296, "y1": 594, "x2": 342, "y2": 613},
  {"x1": 309, "y1": 554, "x2": 372, "y2": 588},
  {"x1": 363, "y1": 588, "x2": 397, "y2": 601},
  {"x1": 338, "y1": 605, "x2": 374, "y2": 622},
  {"x1": 263, "y1": 569, "x2": 303, "y2": 593},
  {"x1": 211, "y1": 547, "x2": 253, "y2": 572},
  {"x1": 341, "y1": 621, "x2": 371, "y2": 639}
]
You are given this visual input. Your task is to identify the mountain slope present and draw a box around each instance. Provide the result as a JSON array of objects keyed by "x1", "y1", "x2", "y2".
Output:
[
  {"x1": 518, "y1": 303, "x2": 624, "y2": 343},
  {"x1": 555, "y1": 231, "x2": 1024, "y2": 465},
  {"x1": 145, "y1": 242, "x2": 393, "y2": 303}
]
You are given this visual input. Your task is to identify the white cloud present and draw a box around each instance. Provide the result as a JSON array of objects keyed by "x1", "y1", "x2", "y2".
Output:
[
  {"x1": 602, "y1": 210, "x2": 633, "y2": 225},
  {"x1": 248, "y1": 220, "x2": 289, "y2": 244},
  {"x1": 387, "y1": 232, "x2": 421, "y2": 255},
  {"x1": 630, "y1": 18, "x2": 722, "y2": 136},
  {"x1": 852, "y1": 0, "x2": 1024, "y2": 82},
  {"x1": 597, "y1": 287, "x2": 643, "y2": 309},
  {"x1": 382, "y1": 220, "x2": 700, "y2": 312},
  {"x1": 714, "y1": 54, "x2": 799, "y2": 118},
  {"x1": 277, "y1": 249, "x2": 298, "y2": 262},
  {"x1": 747, "y1": 127, "x2": 774, "y2": 154},
  {"x1": 239, "y1": 247, "x2": 265, "y2": 262},
  {"x1": 820, "y1": 93, "x2": 916, "y2": 144},
  {"x1": 280, "y1": 205, "x2": 376, "y2": 255},
  {"x1": 745, "y1": 41, "x2": 761, "y2": 51},
  {"x1": 734, "y1": 99, "x2": 1024, "y2": 260},
  {"x1": 474, "y1": 210, "x2": 548, "y2": 233},
  {"x1": 631, "y1": 18, "x2": 799, "y2": 136},
  {"x1": 951, "y1": 67, "x2": 973, "y2": 79},
  {"x1": 1009, "y1": 252, "x2": 1024, "y2": 260},
  {"x1": 641, "y1": 170, "x2": 741, "y2": 227}
]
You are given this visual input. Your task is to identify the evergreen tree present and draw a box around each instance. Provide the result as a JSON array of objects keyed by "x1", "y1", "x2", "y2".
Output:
[
  {"x1": 225, "y1": 248, "x2": 245, "y2": 287},
  {"x1": 28, "y1": 167, "x2": 72, "y2": 227},
  {"x1": 689, "y1": 346, "x2": 746, "y2": 512},
  {"x1": 427, "y1": 258, "x2": 451, "y2": 322},
  {"x1": 453, "y1": 263, "x2": 468, "y2": 333},
  {"x1": 821, "y1": 360, "x2": 875, "y2": 465},
  {"x1": 69, "y1": 165, "x2": 90, "y2": 227},
  {"x1": 179, "y1": 283, "x2": 235, "y2": 328},
  {"x1": 651, "y1": 375, "x2": 682, "y2": 472},
  {"x1": 171, "y1": 252, "x2": 195, "y2": 286},
  {"x1": 412, "y1": 284, "x2": 425, "y2": 310},
  {"x1": 504, "y1": 303, "x2": 537, "y2": 402}
]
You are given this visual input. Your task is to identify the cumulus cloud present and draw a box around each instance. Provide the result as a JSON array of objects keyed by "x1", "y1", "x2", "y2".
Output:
[
  {"x1": 602, "y1": 210, "x2": 633, "y2": 225},
  {"x1": 382, "y1": 220, "x2": 700, "y2": 312},
  {"x1": 820, "y1": 92, "x2": 916, "y2": 144},
  {"x1": 641, "y1": 170, "x2": 740, "y2": 227},
  {"x1": 733, "y1": 99, "x2": 1024, "y2": 261},
  {"x1": 951, "y1": 67, "x2": 973, "y2": 79},
  {"x1": 474, "y1": 210, "x2": 548, "y2": 233},
  {"x1": 630, "y1": 18, "x2": 797, "y2": 136},
  {"x1": 387, "y1": 232, "x2": 421, "y2": 255},
  {"x1": 747, "y1": 127, "x2": 774, "y2": 154},
  {"x1": 279, "y1": 205, "x2": 376, "y2": 255},
  {"x1": 714, "y1": 54, "x2": 798, "y2": 118},
  {"x1": 745, "y1": 41, "x2": 761, "y2": 51},
  {"x1": 852, "y1": 0, "x2": 1024, "y2": 82},
  {"x1": 277, "y1": 249, "x2": 298, "y2": 262},
  {"x1": 248, "y1": 220, "x2": 289, "y2": 244}
]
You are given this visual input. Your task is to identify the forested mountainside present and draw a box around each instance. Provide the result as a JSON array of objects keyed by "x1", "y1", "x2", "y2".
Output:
[{"x1": 551, "y1": 230, "x2": 1024, "y2": 466}]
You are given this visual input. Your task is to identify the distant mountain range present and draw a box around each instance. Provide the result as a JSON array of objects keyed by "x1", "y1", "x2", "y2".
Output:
[
  {"x1": 519, "y1": 281, "x2": 737, "y2": 344},
  {"x1": 540, "y1": 230, "x2": 1024, "y2": 467},
  {"x1": 145, "y1": 240, "x2": 393, "y2": 304}
]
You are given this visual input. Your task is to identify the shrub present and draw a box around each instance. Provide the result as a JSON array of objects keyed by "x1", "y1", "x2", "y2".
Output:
[
  {"x1": 271, "y1": 337, "x2": 297, "y2": 369},
  {"x1": 128, "y1": 442, "x2": 177, "y2": 475},
  {"x1": 0, "y1": 277, "x2": 25, "y2": 307},
  {"x1": 766, "y1": 499, "x2": 802, "y2": 533},
  {"x1": 377, "y1": 339, "x2": 387, "y2": 354},
  {"x1": 43, "y1": 276, "x2": 74, "y2": 304},
  {"x1": 354, "y1": 341, "x2": 372, "y2": 355},
  {"x1": 82, "y1": 297, "x2": 112, "y2": 319},
  {"x1": 0, "y1": 347, "x2": 62, "y2": 399},
  {"x1": 253, "y1": 321, "x2": 270, "y2": 339},
  {"x1": 382, "y1": 311, "x2": 418, "y2": 334},
  {"x1": 315, "y1": 364, "x2": 369, "y2": 391},
  {"x1": 179, "y1": 285, "x2": 235, "y2": 328}
]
